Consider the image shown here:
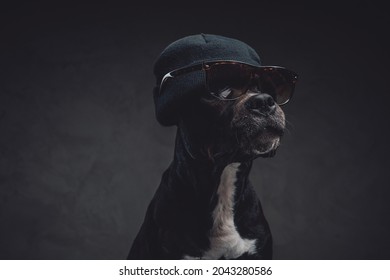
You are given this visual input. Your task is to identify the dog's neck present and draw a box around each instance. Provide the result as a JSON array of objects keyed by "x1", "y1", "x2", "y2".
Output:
[
  {"x1": 170, "y1": 128, "x2": 260, "y2": 259},
  {"x1": 170, "y1": 128, "x2": 253, "y2": 206}
]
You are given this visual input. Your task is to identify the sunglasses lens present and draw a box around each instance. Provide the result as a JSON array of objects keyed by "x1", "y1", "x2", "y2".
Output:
[
  {"x1": 206, "y1": 63, "x2": 297, "y2": 104},
  {"x1": 206, "y1": 64, "x2": 253, "y2": 99},
  {"x1": 256, "y1": 68, "x2": 297, "y2": 105}
]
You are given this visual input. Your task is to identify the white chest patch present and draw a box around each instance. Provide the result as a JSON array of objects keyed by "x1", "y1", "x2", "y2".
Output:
[{"x1": 185, "y1": 162, "x2": 257, "y2": 259}]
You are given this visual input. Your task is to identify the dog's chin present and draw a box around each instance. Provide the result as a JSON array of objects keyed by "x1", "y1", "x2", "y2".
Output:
[
  {"x1": 247, "y1": 132, "x2": 281, "y2": 158},
  {"x1": 251, "y1": 135, "x2": 281, "y2": 158},
  {"x1": 234, "y1": 129, "x2": 283, "y2": 161}
]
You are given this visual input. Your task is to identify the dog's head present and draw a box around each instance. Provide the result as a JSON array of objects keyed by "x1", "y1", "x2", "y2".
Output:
[{"x1": 153, "y1": 34, "x2": 297, "y2": 162}]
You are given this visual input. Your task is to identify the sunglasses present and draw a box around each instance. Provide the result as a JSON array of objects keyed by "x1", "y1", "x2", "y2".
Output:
[{"x1": 159, "y1": 61, "x2": 298, "y2": 105}]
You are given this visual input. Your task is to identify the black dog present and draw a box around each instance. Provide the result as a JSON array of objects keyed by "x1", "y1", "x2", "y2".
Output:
[{"x1": 128, "y1": 34, "x2": 297, "y2": 259}]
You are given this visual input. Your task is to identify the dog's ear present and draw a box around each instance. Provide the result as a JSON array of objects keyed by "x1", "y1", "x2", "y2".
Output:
[{"x1": 153, "y1": 84, "x2": 179, "y2": 126}]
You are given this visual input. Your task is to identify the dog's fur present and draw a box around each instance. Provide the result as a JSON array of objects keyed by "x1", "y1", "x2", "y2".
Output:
[{"x1": 128, "y1": 89, "x2": 285, "y2": 259}]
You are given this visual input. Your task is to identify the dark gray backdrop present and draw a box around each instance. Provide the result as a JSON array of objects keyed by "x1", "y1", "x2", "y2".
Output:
[{"x1": 1, "y1": 2, "x2": 389, "y2": 259}]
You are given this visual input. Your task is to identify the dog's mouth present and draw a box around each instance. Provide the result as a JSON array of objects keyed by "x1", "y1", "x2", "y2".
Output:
[
  {"x1": 260, "y1": 124, "x2": 284, "y2": 138},
  {"x1": 251, "y1": 125, "x2": 283, "y2": 156},
  {"x1": 232, "y1": 115, "x2": 285, "y2": 159}
]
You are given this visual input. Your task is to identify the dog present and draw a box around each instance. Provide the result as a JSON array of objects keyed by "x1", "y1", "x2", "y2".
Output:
[{"x1": 128, "y1": 34, "x2": 297, "y2": 259}]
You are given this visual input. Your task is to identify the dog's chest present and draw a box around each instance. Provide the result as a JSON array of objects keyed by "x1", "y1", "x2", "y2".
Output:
[{"x1": 184, "y1": 163, "x2": 257, "y2": 259}]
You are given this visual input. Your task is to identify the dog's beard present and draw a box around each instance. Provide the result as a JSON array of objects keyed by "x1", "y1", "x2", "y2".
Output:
[
  {"x1": 234, "y1": 127, "x2": 281, "y2": 159},
  {"x1": 237, "y1": 124, "x2": 282, "y2": 157},
  {"x1": 230, "y1": 107, "x2": 286, "y2": 160},
  {"x1": 206, "y1": 116, "x2": 284, "y2": 162}
]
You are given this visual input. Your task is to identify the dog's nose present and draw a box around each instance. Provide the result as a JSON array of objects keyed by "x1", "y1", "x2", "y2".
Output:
[{"x1": 245, "y1": 93, "x2": 276, "y2": 116}]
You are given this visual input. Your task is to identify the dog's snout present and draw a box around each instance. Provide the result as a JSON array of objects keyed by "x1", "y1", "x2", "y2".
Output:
[{"x1": 245, "y1": 93, "x2": 276, "y2": 116}]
